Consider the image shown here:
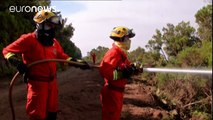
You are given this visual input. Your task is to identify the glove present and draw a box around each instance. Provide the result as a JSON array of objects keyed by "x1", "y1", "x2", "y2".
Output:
[
  {"x1": 70, "y1": 58, "x2": 90, "y2": 70},
  {"x1": 122, "y1": 62, "x2": 143, "y2": 78},
  {"x1": 131, "y1": 61, "x2": 143, "y2": 74},
  {"x1": 112, "y1": 65, "x2": 135, "y2": 80},
  {"x1": 77, "y1": 59, "x2": 91, "y2": 70},
  {"x1": 8, "y1": 56, "x2": 28, "y2": 74},
  {"x1": 122, "y1": 65, "x2": 136, "y2": 78},
  {"x1": 113, "y1": 62, "x2": 143, "y2": 80},
  {"x1": 17, "y1": 62, "x2": 28, "y2": 74}
]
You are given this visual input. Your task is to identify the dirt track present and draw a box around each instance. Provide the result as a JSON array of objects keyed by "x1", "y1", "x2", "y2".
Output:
[{"x1": 0, "y1": 67, "x2": 170, "y2": 120}]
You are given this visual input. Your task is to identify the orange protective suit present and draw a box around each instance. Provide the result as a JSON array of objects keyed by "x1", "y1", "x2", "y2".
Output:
[
  {"x1": 99, "y1": 43, "x2": 131, "y2": 120},
  {"x1": 91, "y1": 52, "x2": 96, "y2": 64},
  {"x1": 3, "y1": 32, "x2": 70, "y2": 119}
]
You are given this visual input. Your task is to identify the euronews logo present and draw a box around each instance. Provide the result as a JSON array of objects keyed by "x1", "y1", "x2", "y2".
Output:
[{"x1": 9, "y1": 6, "x2": 58, "y2": 13}]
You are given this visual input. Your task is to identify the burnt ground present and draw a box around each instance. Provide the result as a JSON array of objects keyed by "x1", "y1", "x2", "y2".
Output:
[{"x1": 0, "y1": 67, "x2": 171, "y2": 120}]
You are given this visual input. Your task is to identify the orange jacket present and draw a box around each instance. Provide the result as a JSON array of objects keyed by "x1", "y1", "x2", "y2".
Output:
[
  {"x1": 99, "y1": 43, "x2": 131, "y2": 88},
  {"x1": 3, "y1": 32, "x2": 70, "y2": 80}
]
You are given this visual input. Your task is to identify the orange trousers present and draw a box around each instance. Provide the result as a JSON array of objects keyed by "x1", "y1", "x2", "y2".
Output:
[
  {"x1": 26, "y1": 79, "x2": 58, "y2": 120},
  {"x1": 100, "y1": 85, "x2": 124, "y2": 120}
]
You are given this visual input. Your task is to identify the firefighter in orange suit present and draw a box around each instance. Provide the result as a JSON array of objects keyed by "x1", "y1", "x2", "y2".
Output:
[
  {"x1": 90, "y1": 52, "x2": 96, "y2": 64},
  {"x1": 2, "y1": 10, "x2": 90, "y2": 120},
  {"x1": 99, "y1": 26, "x2": 143, "y2": 120}
]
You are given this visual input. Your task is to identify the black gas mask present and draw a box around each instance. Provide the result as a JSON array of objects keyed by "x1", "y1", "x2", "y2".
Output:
[{"x1": 36, "y1": 22, "x2": 56, "y2": 46}]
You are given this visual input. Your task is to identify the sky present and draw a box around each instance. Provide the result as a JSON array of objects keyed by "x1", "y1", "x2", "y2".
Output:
[{"x1": 51, "y1": 0, "x2": 210, "y2": 56}]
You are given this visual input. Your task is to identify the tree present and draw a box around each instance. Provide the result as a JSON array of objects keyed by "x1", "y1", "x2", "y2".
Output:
[
  {"x1": 0, "y1": 1, "x2": 82, "y2": 76},
  {"x1": 84, "y1": 46, "x2": 109, "y2": 63},
  {"x1": 195, "y1": 5, "x2": 212, "y2": 42},
  {"x1": 145, "y1": 29, "x2": 163, "y2": 53},
  {"x1": 162, "y1": 21, "x2": 200, "y2": 57},
  {"x1": 128, "y1": 47, "x2": 145, "y2": 62},
  {"x1": 0, "y1": 0, "x2": 44, "y2": 77},
  {"x1": 55, "y1": 23, "x2": 82, "y2": 58}
]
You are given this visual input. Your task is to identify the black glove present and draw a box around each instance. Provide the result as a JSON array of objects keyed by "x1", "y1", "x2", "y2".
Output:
[
  {"x1": 69, "y1": 58, "x2": 78, "y2": 62},
  {"x1": 77, "y1": 59, "x2": 91, "y2": 70},
  {"x1": 8, "y1": 56, "x2": 28, "y2": 74},
  {"x1": 122, "y1": 65, "x2": 136, "y2": 78},
  {"x1": 17, "y1": 62, "x2": 28, "y2": 74},
  {"x1": 70, "y1": 58, "x2": 90, "y2": 70},
  {"x1": 122, "y1": 62, "x2": 143, "y2": 78},
  {"x1": 131, "y1": 62, "x2": 143, "y2": 74}
]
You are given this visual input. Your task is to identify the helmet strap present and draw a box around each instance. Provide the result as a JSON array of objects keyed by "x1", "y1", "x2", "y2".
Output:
[
  {"x1": 114, "y1": 39, "x2": 131, "y2": 51},
  {"x1": 117, "y1": 36, "x2": 126, "y2": 42},
  {"x1": 110, "y1": 36, "x2": 125, "y2": 42}
]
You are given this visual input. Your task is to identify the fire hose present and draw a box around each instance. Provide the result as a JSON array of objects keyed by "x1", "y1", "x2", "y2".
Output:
[
  {"x1": 9, "y1": 59, "x2": 99, "y2": 120},
  {"x1": 9, "y1": 59, "x2": 212, "y2": 120}
]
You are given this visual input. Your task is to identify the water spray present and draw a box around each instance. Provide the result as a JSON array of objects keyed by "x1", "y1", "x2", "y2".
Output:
[{"x1": 143, "y1": 68, "x2": 212, "y2": 75}]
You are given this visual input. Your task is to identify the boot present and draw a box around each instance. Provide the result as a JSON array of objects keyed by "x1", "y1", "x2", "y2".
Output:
[{"x1": 47, "y1": 112, "x2": 57, "y2": 120}]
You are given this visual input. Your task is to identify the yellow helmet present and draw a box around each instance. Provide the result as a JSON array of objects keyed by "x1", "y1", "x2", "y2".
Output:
[
  {"x1": 33, "y1": 9, "x2": 62, "y2": 25},
  {"x1": 110, "y1": 26, "x2": 135, "y2": 41}
]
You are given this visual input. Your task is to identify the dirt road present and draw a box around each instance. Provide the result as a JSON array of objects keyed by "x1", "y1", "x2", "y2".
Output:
[{"x1": 0, "y1": 67, "x2": 170, "y2": 120}]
